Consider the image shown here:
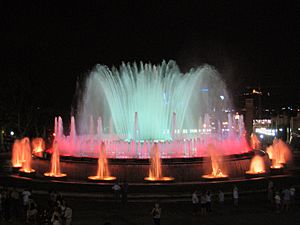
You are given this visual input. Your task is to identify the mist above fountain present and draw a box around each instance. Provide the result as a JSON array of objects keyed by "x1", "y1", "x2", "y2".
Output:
[
  {"x1": 144, "y1": 143, "x2": 174, "y2": 182},
  {"x1": 88, "y1": 142, "x2": 116, "y2": 181}
]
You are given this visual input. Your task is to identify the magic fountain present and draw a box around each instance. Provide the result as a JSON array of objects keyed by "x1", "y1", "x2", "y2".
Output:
[
  {"x1": 88, "y1": 142, "x2": 116, "y2": 181},
  {"x1": 202, "y1": 144, "x2": 228, "y2": 180},
  {"x1": 245, "y1": 155, "x2": 266, "y2": 178},
  {"x1": 44, "y1": 141, "x2": 67, "y2": 178},
  {"x1": 267, "y1": 138, "x2": 292, "y2": 173},
  {"x1": 19, "y1": 137, "x2": 35, "y2": 175},
  {"x1": 11, "y1": 61, "x2": 257, "y2": 182},
  {"x1": 32, "y1": 138, "x2": 45, "y2": 157},
  {"x1": 54, "y1": 61, "x2": 250, "y2": 160},
  {"x1": 144, "y1": 143, "x2": 174, "y2": 181}
]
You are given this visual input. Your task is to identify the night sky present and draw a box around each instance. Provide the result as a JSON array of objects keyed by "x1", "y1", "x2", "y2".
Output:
[{"x1": 1, "y1": 1, "x2": 299, "y2": 112}]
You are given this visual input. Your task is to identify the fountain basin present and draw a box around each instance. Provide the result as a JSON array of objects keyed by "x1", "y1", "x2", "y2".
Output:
[
  {"x1": 19, "y1": 169, "x2": 36, "y2": 178},
  {"x1": 12, "y1": 166, "x2": 22, "y2": 173},
  {"x1": 270, "y1": 166, "x2": 284, "y2": 175},
  {"x1": 201, "y1": 174, "x2": 229, "y2": 181},
  {"x1": 87, "y1": 175, "x2": 117, "y2": 182},
  {"x1": 245, "y1": 171, "x2": 266, "y2": 179},
  {"x1": 144, "y1": 176, "x2": 175, "y2": 182},
  {"x1": 43, "y1": 172, "x2": 67, "y2": 180}
]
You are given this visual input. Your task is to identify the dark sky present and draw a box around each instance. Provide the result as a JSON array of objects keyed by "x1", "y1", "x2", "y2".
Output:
[{"x1": 1, "y1": 1, "x2": 299, "y2": 111}]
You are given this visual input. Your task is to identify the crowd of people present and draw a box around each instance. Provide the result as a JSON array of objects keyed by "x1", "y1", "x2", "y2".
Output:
[
  {"x1": 267, "y1": 180, "x2": 296, "y2": 213},
  {"x1": 0, "y1": 187, "x2": 72, "y2": 225}
]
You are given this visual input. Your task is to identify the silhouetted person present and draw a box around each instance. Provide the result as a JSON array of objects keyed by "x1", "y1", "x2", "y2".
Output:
[
  {"x1": 151, "y1": 203, "x2": 161, "y2": 225},
  {"x1": 121, "y1": 180, "x2": 128, "y2": 205},
  {"x1": 192, "y1": 190, "x2": 199, "y2": 215},
  {"x1": 218, "y1": 190, "x2": 224, "y2": 205},
  {"x1": 233, "y1": 185, "x2": 239, "y2": 207}
]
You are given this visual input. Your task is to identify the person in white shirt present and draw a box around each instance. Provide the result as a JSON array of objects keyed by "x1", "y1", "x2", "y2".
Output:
[
  {"x1": 192, "y1": 191, "x2": 199, "y2": 215},
  {"x1": 112, "y1": 182, "x2": 121, "y2": 202}
]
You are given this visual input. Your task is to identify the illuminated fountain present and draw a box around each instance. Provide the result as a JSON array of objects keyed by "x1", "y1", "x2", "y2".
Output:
[
  {"x1": 245, "y1": 155, "x2": 266, "y2": 178},
  {"x1": 32, "y1": 138, "x2": 45, "y2": 158},
  {"x1": 53, "y1": 61, "x2": 250, "y2": 159},
  {"x1": 19, "y1": 137, "x2": 35, "y2": 176},
  {"x1": 202, "y1": 144, "x2": 228, "y2": 180},
  {"x1": 267, "y1": 138, "x2": 292, "y2": 174},
  {"x1": 12, "y1": 139, "x2": 23, "y2": 169},
  {"x1": 44, "y1": 141, "x2": 67, "y2": 178},
  {"x1": 88, "y1": 142, "x2": 116, "y2": 181},
  {"x1": 144, "y1": 143, "x2": 174, "y2": 182}
]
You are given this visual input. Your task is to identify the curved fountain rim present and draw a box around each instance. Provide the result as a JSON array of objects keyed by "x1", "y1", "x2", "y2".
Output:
[{"x1": 34, "y1": 150, "x2": 259, "y2": 165}]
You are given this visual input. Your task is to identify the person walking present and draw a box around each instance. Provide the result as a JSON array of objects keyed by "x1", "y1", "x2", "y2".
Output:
[{"x1": 151, "y1": 202, "x2": 161, "y2": 225}]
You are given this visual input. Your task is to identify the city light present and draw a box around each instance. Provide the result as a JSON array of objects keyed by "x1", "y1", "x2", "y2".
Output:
[{"x1": 10, "y1": 131, "x2": 14, "y2": 136}]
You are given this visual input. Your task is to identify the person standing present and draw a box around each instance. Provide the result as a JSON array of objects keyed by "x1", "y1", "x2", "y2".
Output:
[
  {"x1": 218, "y1": 190, "x2": 224, "y2": 205},
  {"x1": 192, "y1": 191, "x2": 199, "y2": 215},
  {"x1": 151, "y1": 203, "x2": 161, "y2": 225},
  {"x1": 267, "y1": 180, "x2": 274, "y2": 203},
  {"x1": 281, "y1": 188, "x2": 290, "y2": 211},
  {"x1": 274, "y1": 191, "x2": 281, "y2": 213},
  {"x1": 64, "y1": 203, "x2": 72, "y2": 225},
  {"x1": 121, "y1": 180, "x2": 129, "y2": 206},
  {"x1": 233, "y1": 185, "x2": 239, "y2": 207},
  {"x1": 206, "y1": 191, "x2": 212, "y2": 212},
  {"x1": 112, "y1": 182, "x2": 121, "y2": 202},
  {"x1": 289, "y1": 186, "x2": 296, "y2": 207},
  {"x1": 200, "y1": 191, "x2": 207, "y2": 216}
]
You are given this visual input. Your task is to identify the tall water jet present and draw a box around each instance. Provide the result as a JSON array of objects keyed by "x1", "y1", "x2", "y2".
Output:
[
  {"x1": 19, "y1": 137, "x2": 35, "y2": 174},
  {"x1": 32, "y1": 138, "x2": 45, "y2": 157},
  {"x1": 245, "y1": 155, "x2": 266, "y2": 178},
  {"x1": 144, "y1": 143, "x2": 174, "y2": 181},
  {"x1": 202, "y1": 144, "x2": 228, "y2": 180},
  {"x1": 12, "y1": 139, "x2": 23, "y2": 168},
  {"x1": 88, "y1": 142, "x2": 116, "y2": 181},
  {"x1": 44, "y1": 141, "x2": 67, "y2": 178}
]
